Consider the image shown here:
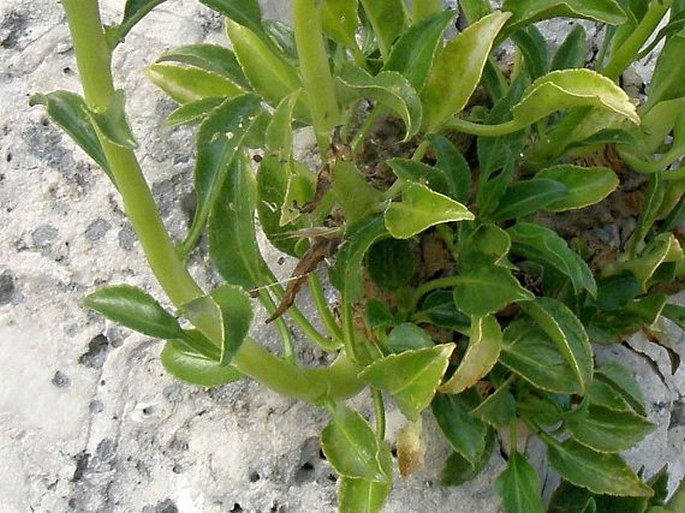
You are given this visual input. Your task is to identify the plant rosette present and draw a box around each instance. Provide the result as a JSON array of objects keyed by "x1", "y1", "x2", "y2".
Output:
[{"x1": 34, "y1": 0, "x2": 685, "y2": 512}]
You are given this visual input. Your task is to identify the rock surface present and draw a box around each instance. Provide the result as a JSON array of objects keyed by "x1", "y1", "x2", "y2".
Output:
[{"x1": 0, "y1": 1, "x2": 683, "y2": 512}]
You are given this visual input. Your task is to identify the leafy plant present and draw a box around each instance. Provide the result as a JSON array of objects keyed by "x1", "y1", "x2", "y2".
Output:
[{"x1": 34, "y1": 0, "x2": 685, "y2": 511}]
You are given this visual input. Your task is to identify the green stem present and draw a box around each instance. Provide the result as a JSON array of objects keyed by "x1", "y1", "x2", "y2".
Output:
[
  {"x1": 602, "y1": 0, "x2": 672, "y2": 81},
  {"x1": 409, "y1": 275, "x2": 461, "y2": 312},
  {"x1": 619, "y1": 146, "x2": 684, "y2": 174},
  {"x1": 372, "y1": 389, "x2": 386, "y2": 441},
  {"x1": 62, "y1": 0, "x2": 362, "y2": 403},
  {"x1": 293, "y1": 0, "x2": 340, "y2": 153},
  {"x1": 444, "y1": 117, "x2": 521, "y2": 137},
  {"x1": 308, "y1": 273, "x2": 344, "y2": 343},
  {"x1": 259, "y1": 289, "x2": 296, "y2": 362}
]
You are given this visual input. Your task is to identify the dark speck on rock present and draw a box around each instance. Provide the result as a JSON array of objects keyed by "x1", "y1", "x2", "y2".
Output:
[
  {"x1": 78, "y1": 334, "x2": 109, "y2": 369},
  {"x1": 155, "y1": 498, "x2": 179, "y2": 513},
  {"x1": 85, "y1": 218, "x2": 112, "y2": 241},
  {"x1": 0, "y1": 270, "x2": 17, "y2": 304},
  {"x1": 51, "y1": 370, "x2": 70, "y2": 388},
  {"x1": 32, "y1": 224, "x2": 58, "y2": 247},
  {"x1": 0, "y1": 10, "x2": 28, "y2": 50},
  {"x1": 71, "y1": 451, "x2": 90, "y2": 482},
  {"x1": 118, "y1": 223, "x2": 136, "y2": 251}
]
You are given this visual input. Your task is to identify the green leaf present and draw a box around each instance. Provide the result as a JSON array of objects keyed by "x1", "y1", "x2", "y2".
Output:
[
  {"x1": 366, "y1": 238, "x2": 414, "y2": 291},
  {"x1": 458, "y1": 224, "x2": 512, "y2": 272},
  {"x1": 421, "y1": 10, "x2": 512, "y2": 132},
  {"x1": 411, "y1": 290, "x2": 470, "y2": 334},
  {"x1": 359, "y1": 0, "x2": 407, "y2": 59},
  {"x1": 338, "y1": 477, "x2": 392, "y2": 513},
  {"x1": 279, "y1": 160, "x2": 316, "y2": 226},
  {"x1": 432, "y1": 391, "x2": 489, "y2": 465},
  {"x1": 200, "y1": 0, "x2": 263, "y2": 35},
  {"x1": 384, "y1": 182, "x2": 474, "y2": 239},
  {"x1": 211, "y1": 284, "x2": 253, "y2": 365},
  {"x1": 507, "y1": 222, "x2": 596, "y2": 296},
  {"x1": 82, "y1": 285, "x2": 183, "y2": 339},
  {"x1": 489, "y1": 178, "x2": 568, "y2": 221},
  {"x1": 594, "y1": 272, "x2": 640, "y2": 310},
  {"x1": 545, "y1": 438, "x2": 654, "y2": 497},
  {"x1": 502, "y1": 0, "x2": 626, "y2": 33},
  {"x1": 265, "y1": 90, "x2": 300, "y2": 157},
  {"x1": 610, "y1": 234, "x2": 683, "y2": 292},
  {"x1": 565, "y1": 404, "x2": 655, "y2": 453},
  {"x1": 110, "y1": 0, "x2": 167, "y2": 45},
  {"x1": 440, "y1": 430, "x2": 495, "y2": 486},
  {"x1": 547, "y1": 480, "x2": 599, "y2": 513},
  {"x1": 520, "y1": 297, "x2": 593, "y2": 394},
  {"x1": 156, "y1": 43, "x2": 251, "y2": 89},
  {"x1": 536, "y1": 165, "x2": 619, "y2": 212},
  {"x1": 333, "y1": 161, "x2": 385, "y2": 224},
  {"x1": 595, "y1": 362, "x2": 646, "y2": 416},
  {"x1": 495, "y1": 452, "x2": 545, "y2": 513},
  {"x1": 431, "y1": 134, "x2": 472, "y2": 203},
  {"x1": 337, "y1": 65, "x2": 422, "y2": 141},
  {"x1": 161, "y1": 338, "x2": 243, "y2": 387},
  {"x1": 185, "y1": 94, "x2": 262, "y2": 252},
  {"x1": 588, "y1": 379, "x2": 633, "y2": 412},
  {"x1": 329, "y1": 216, "x2": 388, "y2": 302},
  {"x1": 645, "y1": 31, "x2": 685, "y2": 110},
  {"x1": 470, "y1": 382, "x2": 516, "y2": 428},
  {"x1": 387, "y1": 158, "x2": 452, "y2": 196},
  {"x1": 322, "y1": 0, "x2": 359, "y2": 49},
  {"x1": 29, "y1": 91, "x2": 113, "y2": 182},
  {"x1": 88, "y1": 89, "x2": 138, "y2": 149},
  {"x1": 145, "y1": 63, "x2": 243, "y2": 104},
  {"x1": 440, "y1": 315, "x2": 502, "y2": 394},
  {"x1": 453, "y1": 266, "x2": 534, "y2": 317},
  {"x1": 510, "y1": 25, "x2": 549, "y2": 79},
  {"x1": 320, "y1": 404, "x2": 392, "y2": 482},
  {"x1": 226, "y1": 19, "x2": 301, "y2": 108},
  {"x1": 365, "y1": 299, "x2": 395, "y2": 331},
  {"x1": 165, "y1": 97, "x2": 225, "y2": 127},
  {"x1": 588, "y1": 294, "x2": 668, "y2": 345},
  {"x1": 512, "y1": 69, "x2": 640, "y2": 127},
  {"x1": 551, "y1": 24, "x2": 588, "y2": 70},
  {"x1": 662, "y1": 303, "x2": 685, "y2": 331},
  {"x1": 359, "y1": 344, "x2": 455, "y2": 421},
  {"x1": 208, "y1": 156, "x2": 269, "y2": 289},
  {"x1": 385, "y1": 323, "x2": 434, "y2": 353},
  {"x1": 501, "y1": 321, "x2": 581, "y2": 394},
  {"x1": 384, "y1": 10, "x2": 456, "y2": 90}
]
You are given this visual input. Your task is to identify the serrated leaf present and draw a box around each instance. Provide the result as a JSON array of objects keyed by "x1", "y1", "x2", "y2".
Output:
[
  {"x1": 546, "y1": 438, "x2": 654, "y2": 497},
  {"x1": 185, "y1": 94, "x2": 262, "y2": 252},
  {"x1": 211, "y1": 284, "x2": 253, "y2": 365},
  {"x1": 208, "y1": 155, "x2": 270, "y2": 289},
  {"x1": 521, "y1": 297, "x2": 593, "y2": 394},
  {"x1": 329, "y1": 216, "x2": 388, "y2": 302},
  {"x1": 501, "y1": 321, "x2": 581, "y2": 394},
  {"x1": 29, "y1": 91, "x2": 114, "y2": 184},
  {"x1": 536, "y1": 165, "x2": 618, "y2": 212},
  {"x1": 321, "y1": 404, "x2": 392, "y2": 482},
  {"x1": 145, "y1": 64, "x2": 243, "y2": 105},
  {"x1": 165, "y1": 97, "x2": 225, "y2": 127},
  {"x1": 502, "y1": 0, "x2": 626, "y2": 34},
  {"x1": 338, "y1": 477, "x2": 391, "y2": 513},
  {"x1": 508, "y1": 222, "x2": 596, "y2": 296},
  {"x1": 595, "y1": 362, "x2": 646, "y2": 416},
  {"x1": 200, "y1": 0, "x2": 263, "y2": 34},
  {"x1": 512, "y1": 69, "x2": 640, "y2": 127},
  {"x1": 161, "y1": 338, "x2": 243, "y2": 387},
  {"x1": 453, "y1": 266, "x2": 535, "y2": 317},
  {"x1": 422, "y1": 10, "x2": 512, "y2": 132},
  {"x1": 366, "y1": 238, "x2": 414, "y2": 291},
  {"x1": 470, "y1": 382, "x2": 516, "y2": 428},
  {"x1": 226, "y1": 19, "x2": 301, "y2": 108},
  {"x1": 384, "y1": 10, "x2": 456, "y2": 90},
  {"x1": 565, "y1": 404, "x2": 655, "y2": 453},
  {"x1": 495, "y1": 452, "x2": 545, "y2": 513},
  {"x1": 588, "y1": 379, "x2": 633, "y2": 412},
  {"x1": 431, "y1": 134, "x2": 472, "y2": 203},
  {"x1": 156, "y1": 44, "x2": 251, "y2": 89},
  {"x1": 385, "y1": 182, "x2": 474, "y2": 239},
  {"x1": 359, "y1": 344, "x2": 455, "y2": 421},
  {"x1": 88, "y1": 89, "x2": 138, "y2": 149},
  {"x1": 489, "y1": 178, "x2": 568, "y2": 221},
  {"x1": 440, "y1": 315, "x2": 502, "y2": 394},
  {"x1": 432, "y1": 391, "x2": 489, "y2": 465},
  {"x1": 359, "y1": 0, "x2": 407, "y2": 59},
  {"x1": 551, "y1": 24, "x2": 588, "y2": 70},
  {"x1": 82, "y1": 285, "x2": 183, "y2": 339},
  {"x1": 322, "y1": 0, "x2": 359, "y2": 49},
  {"x1": 338, "y1": 65, "x2": 422, "y2": 141}
]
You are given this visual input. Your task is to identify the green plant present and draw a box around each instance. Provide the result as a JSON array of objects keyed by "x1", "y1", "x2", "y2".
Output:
[{"x1": 33, "y1": 0, "x2": 685, "y2": 511}]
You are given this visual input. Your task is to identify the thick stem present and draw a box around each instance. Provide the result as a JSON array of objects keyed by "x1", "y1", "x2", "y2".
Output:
[
  {"x1": 293, "y1": 0, "x2": 340, "y2": 153},
  {"x1": 62, "y1": 0, "x2": 362, "y2": 403},
  {"x1": 602, "y1": 0, "x2": 672, "y2": 81}
]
